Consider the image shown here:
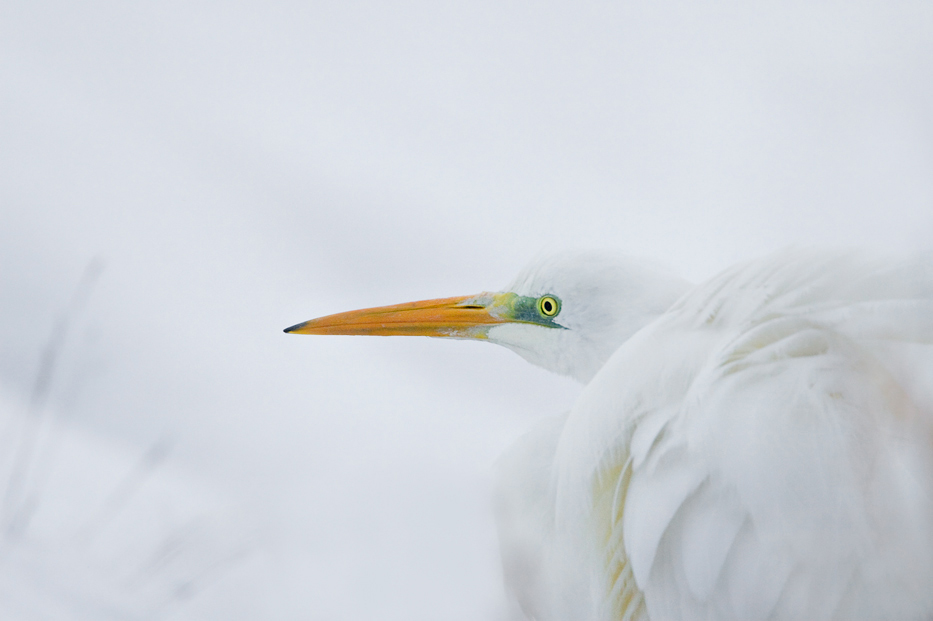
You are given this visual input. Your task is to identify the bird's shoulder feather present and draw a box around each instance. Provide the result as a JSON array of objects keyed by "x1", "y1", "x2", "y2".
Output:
[{"x1": 555, "y1": 250, "x2": 933, "y2": 620}]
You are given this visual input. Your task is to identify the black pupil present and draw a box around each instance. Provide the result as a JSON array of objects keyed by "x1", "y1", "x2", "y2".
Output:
[{"x1": 543, "y1": 300, "x2": 553, "y2": 313}]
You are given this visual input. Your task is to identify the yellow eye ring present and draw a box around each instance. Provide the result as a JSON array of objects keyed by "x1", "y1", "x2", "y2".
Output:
[{"x1": 537, "y1": 296, "x2": 560, "y2": 317}]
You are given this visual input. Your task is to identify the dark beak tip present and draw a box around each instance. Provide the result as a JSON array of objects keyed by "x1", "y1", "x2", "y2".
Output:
[{"x1": 283, "y1": 322, "x2": 304, "y2": 334}]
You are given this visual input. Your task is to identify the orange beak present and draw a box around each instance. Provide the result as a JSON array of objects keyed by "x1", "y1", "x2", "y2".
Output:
[{"x1": 284, "y1": 293, "x2": 510, "y2": 339}]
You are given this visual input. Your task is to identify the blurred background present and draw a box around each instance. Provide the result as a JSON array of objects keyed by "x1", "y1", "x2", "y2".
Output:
[{"x1": 1, "y1": 1, "x2": 931, "y2": 619}]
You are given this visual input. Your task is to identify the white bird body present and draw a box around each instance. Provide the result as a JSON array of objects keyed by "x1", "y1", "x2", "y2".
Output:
[
  {"x1": 496, "y1": 250, "x2": 933, "y2": 620},
  {"x1": 288, "y1": 249, "x2": 933, "y2": 620}
]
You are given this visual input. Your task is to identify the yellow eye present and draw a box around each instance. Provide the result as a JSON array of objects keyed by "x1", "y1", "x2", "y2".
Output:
[{"x1": 538, "y1": 296, "x2": 560, "y2": 317}]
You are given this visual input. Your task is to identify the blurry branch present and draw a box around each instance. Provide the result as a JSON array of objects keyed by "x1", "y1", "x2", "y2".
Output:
[
  {"x1": 0, "y1": 259, "x2": 254, "y2": 618},
  {"x1": 76, "y1": 436, "x2": 173, "y2": 544},
  {"x1": 121, "y1": 504, "x2": 256, "y2": 621},
  {"x1": 144, "y1": 527, "x2": 254, "y2": 621},
  {"x1": 0, "y1": 258, "x2": 105, "y2": 547}
]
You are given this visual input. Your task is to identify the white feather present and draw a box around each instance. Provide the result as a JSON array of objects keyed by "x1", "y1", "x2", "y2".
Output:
[{"x1": 492, "y1": 249, "x2": 933, "y2": 620}]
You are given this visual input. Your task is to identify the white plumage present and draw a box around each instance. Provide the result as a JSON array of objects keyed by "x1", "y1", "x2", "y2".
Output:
[
  {"x1": 493, "y1": 250, "x2": 933, "y2": 620},
  {"x1": 289, "y1": 248, "x2": 933, "y2": 620}
]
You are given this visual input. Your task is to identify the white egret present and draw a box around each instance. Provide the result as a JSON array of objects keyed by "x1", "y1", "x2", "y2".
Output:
[{"x1": 285, "y1": 250, "x2": 933, "y2": 621}]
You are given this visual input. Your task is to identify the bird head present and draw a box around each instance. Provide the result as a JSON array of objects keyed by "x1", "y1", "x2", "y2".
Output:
[{"x1": 285, "y1": 253, "x2": 689, "y2": 383}]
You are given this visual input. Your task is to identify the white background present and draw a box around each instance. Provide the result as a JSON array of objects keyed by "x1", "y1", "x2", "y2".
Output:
[{"x1": 1, "y1": 1, "x2": 932, "y2": 619}]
